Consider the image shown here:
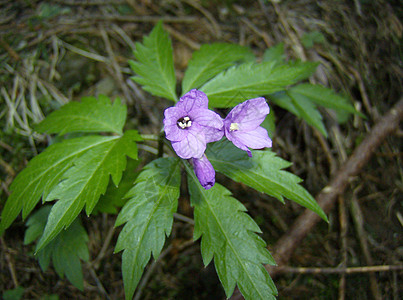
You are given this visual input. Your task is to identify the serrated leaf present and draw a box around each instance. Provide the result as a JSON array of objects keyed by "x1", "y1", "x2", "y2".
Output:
[
  {"x1": 186, "y1": 162, "x2": 276, "y2": 300},
  {"x1": 24, "y1": 206, "x2": 89, "y2": 290},
  {"x1": 182, "y1": 43, "x2": 254, "y2": 94},
  {"x1": 35, "y1": 95, "x2": 127, "y2": 135},
  {"x1": 0, "y1": 135, "x2": 120, "y2": 235},
  {"x1": 129, "y1": 21, "x2": 177, "y2": 101},
  {"x1": 290, "y1": 83, "x2": 360, "y2": 115},
  {"x1": 200, "y1": 60, "x2": 318, "y2": 108},
  {"x1": 262, "y1": 43, "x2": 285, "y2": 66},
  {"x1": 24, "y1": 206, "x2": 52, "y2": 245},
  {"x1": 93, "y1": 158, "x2": 141, "y2": 214},
  {"x1": 207, "y1": 140, "x2": 328, "y2": 222},
  {"x1": 35, "y1": 130, "x2": 141, "y2": 251},
  {"x1": 115, "y1": 157, "x2": 181, "y2": 300},
  {"x1": 288, "y1": 89, "x2": 328, "y2": 137}
]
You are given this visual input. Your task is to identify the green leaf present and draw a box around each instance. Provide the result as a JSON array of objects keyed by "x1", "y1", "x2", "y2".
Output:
[
  {"x1": 288, "y1": 89, "x2": 328, "y2": 137},
  {"x1": 24, "y1": 206, "x2": 52, "y2": 245},
  {"x1": 36, "y1": 130, "x2": 141, "y2": 251},
  {"x1": 207, "y1": 140, "x2": 328, "y2": 222},
  {"x1": 115, "y1": 158, "x2": 181, "y2": 300},
  {"x1": 270, "y1": 91, "x2": 300, "y2": 116},
  {"x1": 129, "y1": 21, "x2": 177, "y2": 102},
  {"x1": 290, "y1": 83, "x2": 360, "y2": 115},
  {"x1": 271, "y1": 90, "x2": 328, "y2": 136},
  {"x1": 200, "y1": 61, "x2": 318, "y2": 108},
  {"x1": 262, "y1": 43, "x2": 285, "y2": 66},
  {"x1": 2, "y1": 286, "x2": 25, "y2": 300},
  {"x1": 35, "y1": 95, "x2": 127, "y2": 135},
  {"x1": 186, "y1": 163, "x2": 276, "y2": 300},
  {"x1": 0, "y1": 135, "x2": 116, "y2": 235},
  {"x1": 301, "y1": 31, "x2": 325, "y2": 49},
  {"x1": 24, "y1": 206, "x2": 89, "y2": 291},
  {"x1": 94, "y1": 158, "x2": 141, "y2": 214},
  {"x1": 260, "y1": 109, "x2": 276, "y2": 139},
  {"x1": 182, "y1": 43, "x2": 254, "y2": 94}
]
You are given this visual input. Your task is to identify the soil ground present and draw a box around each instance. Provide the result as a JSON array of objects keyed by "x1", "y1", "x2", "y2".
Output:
[{"x1": 0, "y1": 1, "x2": 402, "y2": 299}]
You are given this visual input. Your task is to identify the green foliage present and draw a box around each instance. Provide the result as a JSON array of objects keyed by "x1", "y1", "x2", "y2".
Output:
[
  {"x1": 186, "y1": 163, "x2": 277, "y2": 300},
  {"x1": 207, "y1": 140, "x2": 328, "y2": 222},
  {"x1": 270, "y1": 83, "x2": 359, "y2": 136},
  {"x1": 301, "y1": 31, "x2": 326, "y2": 49},
  {"x1": 2, "y1": 286, "x2": 25, "y2": 300},
  {"x1": 129, "y1": 21, "x2": 177, "y2": 102},
  {"x1": 290, "y1": 83, "x2": 358, "y2": 114},
  {"x1": 115, "y1": 158, "x2": 181, "y2": 300},
  {"x1": 181, "y1": 43, "x2": 254, "y2": 94},
  {"x1": 94, "y1": 158, "x2": 141, "y2": 214},
  {"x1": 200, "y1": 61, "x2": 318, "y2": 107},
  {"x1": 0, "y1": 96, "x2": 142, "y2": 253},
  {"x1": 35, "y1": 95, "x2": 127, "y2": 135},
  {"x1": 260, "y1": 109, "x2": 276, "y2": 139},
  {"x1": 24, "y1": 206, "x2": 89, "y2": 290},
  {"x1": 0, "y1": 22, "x2": 361, "y2": 300},
  {"x1": 262, "y1": 43, "x2": 285, "y2": 66},
  {"x1": 37, "y1": 3, "x2": 71, "y2": 19},
  {"x1": 36, "y1": 130, "x2": 140, "y2": 251},
  {"x1": 288, "y1": 89, "x2": 328, "y2": 136}
]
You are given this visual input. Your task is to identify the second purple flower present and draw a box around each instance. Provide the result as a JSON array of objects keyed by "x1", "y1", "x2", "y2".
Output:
[{"x1": 223, "y1": 97, "x2": 272, "y2": 157}]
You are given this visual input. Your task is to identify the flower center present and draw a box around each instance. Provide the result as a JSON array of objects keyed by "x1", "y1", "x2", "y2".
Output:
[
  {"x1": 229, "y1": 122, "x2": 239, "y2": 131},
  {"x1": 177, "y1": 116, "x2": 192, "y2": 129}
]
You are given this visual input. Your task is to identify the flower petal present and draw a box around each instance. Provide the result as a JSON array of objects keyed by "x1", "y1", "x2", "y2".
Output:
[
  {"x1": 189, "y1": 108, "x2": 224, "y2": 143},
  {"x1": 165, "y1": 124, "x2": 187, "y2": 142},
  {"x1": 225, "y1": 128, "x2": 252, "y2": 157},
  {"x1": 164, "y1": 106, "x2": 188, "y2": 141},
  {"x1": 192, "y1": 155, "x2": 215, "y2": 190},
  {"x1": 230, "y1": 126, "x2": 272, "y2": 154},
  {"x1": 225, "y1": 98, "x2": 270, "y2": 131},
  {"x1": 172, "y1": 126, "x2": 206, "y2": 159},
  {"x1": 176, "y1": 89, "x2": 208, "y2": 112},
  {"x1": 163, "y1": 106, "x2": 186, "y2": 126}
]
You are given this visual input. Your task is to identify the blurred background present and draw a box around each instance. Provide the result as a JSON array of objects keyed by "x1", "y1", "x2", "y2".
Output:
[{"x1": 0, "y1": 0, "x2": 402, "y2": 299}]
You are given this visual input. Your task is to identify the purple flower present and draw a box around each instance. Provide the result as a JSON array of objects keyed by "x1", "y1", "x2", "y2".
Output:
[
  {"x1": 223, "y1": 97, "x2": 272, "y2": 157},
  {"x1": 192, "y1": 154, "x2": 215, "y2": 189},
  {"x1": 163, "y1": 89, "x2": 223, "y2": 159}
]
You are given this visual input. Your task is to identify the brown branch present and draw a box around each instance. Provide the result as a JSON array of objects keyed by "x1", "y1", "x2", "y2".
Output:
[
  {"x1": 275, "y1": 264, "x2": 403, "y2": 275},
  {"x1": 269, "y1": 97, "x2": 403, "y2": 276},
  {"x1": 229, "y1": 98, "x2": 403, "y2": 300}
]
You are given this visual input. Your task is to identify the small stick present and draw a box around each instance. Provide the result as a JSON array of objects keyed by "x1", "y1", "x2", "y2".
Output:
[
  {"x1": 350, "y1": 196, "x2": 382, "y2": 299},
  {"x1": 1, "y1": 237, "x2": 19, "y2": 287},
  {"x1": 275, "y1": 264, "x2": 403, "y2": 274},
  {"x1": 164, "y1": 24, "x2": 200, "y2": 50},
  {"x1": 182, "y1": 0, "x2": 221, "y2": 38},
  {"x1": 133, "y1": 245, "x2": 173, "y2": 300},
  {"x1": 241, "y1": 17, "x2": 271, "y2": 48},
  {"x1": 87, "y1": 265, "x2": 111, "y2": 300},
  {"x1": 338, "y1": 195, "x2": 348, "y2": 300},
  {"x1": 91, "y1": 225, "x2": 115, "y2": 270},
  {"x1": 100, "y1": 27, "x2": 135, "y2": 104}
]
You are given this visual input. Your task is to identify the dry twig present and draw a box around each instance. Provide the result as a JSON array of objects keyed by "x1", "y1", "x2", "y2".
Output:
[{"x1": 270, "y1": 98, "x2": 403, "y2": 276}]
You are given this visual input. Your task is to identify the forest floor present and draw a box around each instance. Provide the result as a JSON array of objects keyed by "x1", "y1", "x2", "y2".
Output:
[{"x1": 0, "y1": 0, "x2": 402, "y2": 299}]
